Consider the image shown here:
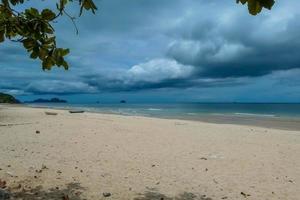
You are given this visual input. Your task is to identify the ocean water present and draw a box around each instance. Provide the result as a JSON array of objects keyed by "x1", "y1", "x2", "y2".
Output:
[{"x1": 27, "y1": 103, "x2": 300, "y2": 120}]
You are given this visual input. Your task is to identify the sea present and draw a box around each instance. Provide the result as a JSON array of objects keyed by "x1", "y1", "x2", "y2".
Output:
[
  {"x1": 25, "y1": 103, "x2": 300, "y2": 130},
  {"x1": 26, "y1": 103, "x2": 300, "y2": 119}
]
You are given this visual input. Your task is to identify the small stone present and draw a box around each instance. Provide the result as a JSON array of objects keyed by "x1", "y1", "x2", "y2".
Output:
[
  {"x1": 75, "y1": 191, "x2": 82, "y2": 196},
  {"x1": 5, "y1": 172, "x2": 14, "y2": 177},
  {"x1": 62, "y1": 194, "x2": 69, "y2": 200},
  {"x1": 36, "y1": 130, "x2": 40, "y2": 134},
  {"x1": 56, "y1": 170, "x2": 62, "y2": 174},
  {"x1": 42, "y1": 165, "x2": 48, "y2": 170},
  {"x1": 241, "y1": 192, "x2": 251, "y2": 197},
  {"x1": 0, "y1": 180, "x2": 6, "y2": 189},
  {"x1": 103, "y1": 192, "x2": 111, "y2": 197}
]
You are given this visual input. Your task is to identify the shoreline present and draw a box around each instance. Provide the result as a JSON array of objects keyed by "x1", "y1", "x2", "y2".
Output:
[{"x1": 18, "y1": 103, "x2": 300, "y2": 131}]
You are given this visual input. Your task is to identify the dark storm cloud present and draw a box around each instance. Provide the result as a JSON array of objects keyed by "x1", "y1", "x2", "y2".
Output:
[
  {"x1": 81, "y1": 58, "x2": 245, "y2": 92},
  {"x1": 83, "y1": 75, "x2": 242, "y2": 92},
  {"x1": 25, "y1": 80, "x2": 97, "y2": 95},
  {"x1": 166, "y1": 1, "x2": 300, "y2": 78}
]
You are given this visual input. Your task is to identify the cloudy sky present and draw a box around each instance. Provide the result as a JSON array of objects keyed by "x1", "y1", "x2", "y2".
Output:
[{"x1": 1, "y1": 0, "x2": 300, "y2": 103}]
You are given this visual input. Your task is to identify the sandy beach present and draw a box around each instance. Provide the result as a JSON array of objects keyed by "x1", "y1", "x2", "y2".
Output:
[{"x1": 0, "y1": 105, "x2": 299, "y2": 200}]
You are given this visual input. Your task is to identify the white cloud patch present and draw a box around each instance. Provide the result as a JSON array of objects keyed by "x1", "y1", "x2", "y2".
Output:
[
  {"x1": 81, "y1": 58, "x2": 196, "y2": 91},
  {"x1": 128, "y1": 59, "x2": 194, "y2": 83}
]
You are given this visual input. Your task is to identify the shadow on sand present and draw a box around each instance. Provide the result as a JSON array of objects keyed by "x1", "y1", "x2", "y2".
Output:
[
  {"x1": 8, "y1": 182, "x2": 85, "y2": 200},
  {"x1": 5, "y1": 182, "x2": 213, "y2": 200},
  {"x1": 134, "y1": 189, "x2": 213, "y2": 200}
]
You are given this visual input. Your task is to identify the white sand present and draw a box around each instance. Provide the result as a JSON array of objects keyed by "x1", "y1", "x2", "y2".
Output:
[{"x1": 0, "y1": 105, "x2": 299, "y2": 200}]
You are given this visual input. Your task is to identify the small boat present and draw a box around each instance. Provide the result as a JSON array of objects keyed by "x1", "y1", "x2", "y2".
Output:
[
  {"x1": 45, "y1": 111, "x2": 58, "y2": 116},
  {"x1": 69, "y1": 110, "x2": 85, "y2": 114}
]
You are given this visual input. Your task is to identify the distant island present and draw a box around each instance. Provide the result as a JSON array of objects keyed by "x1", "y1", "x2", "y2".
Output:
[
  {"x1": 26, "y1": 98, "x2": 67, "y2": 103},
  {"x1": 0, "y1": 92, "x2": 20, "y2": 104}
]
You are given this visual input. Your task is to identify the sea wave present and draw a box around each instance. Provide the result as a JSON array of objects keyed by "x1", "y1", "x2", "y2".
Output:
[
  {"x1": 234, "y1": 112, "x2": 277, "y2": 117},
  {"x1": 146, "y1": 108, "x2": 162, "y2": 111},
  {"x1": 210, "y1": 113, "x2": 228, "y2": 116},
  {"x1": 187, "y1": 113, "x2": 197, "y2": 115}
]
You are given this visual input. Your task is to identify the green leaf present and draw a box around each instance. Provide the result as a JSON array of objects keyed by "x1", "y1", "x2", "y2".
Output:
[
  {"x1": 80, "y1": 0, "x2": 97, "y2": 16},
  {"x1": 25, "y1": 8, "x2": 39, "y2": 17},
  {"x1": 22, "y1": 38, "x2": 35, "y2": 49},
  {"x1": 61, "y1": 48, "x2": 70, "y2": 56},
  {"x1": 39, "y1": 48, "x2": 48, "y2": 60},
  {"x1": 56, "y1": 56, "x2": 64, "y2": 66},
  {"x1": 62, "y1": 60, "x2": 69, "y2": 70},
  {"x1": 248, "y1": 0, "x2": 261, "y2": 15},
  {"x1": 237, "y1": 0, "x2": 275, "y2": 15},
  {"x1": 259, "y1": 0, "x2": 275, "y2": 10},
  {"x1": 30, "y1": 51, "x2": 38, "y2": 59},
  {"x1": 41, "y1": 9, "x2": 56, "y2": 21},
  {"x1": 42, "y1": 56, "x2": 55, "y2": 70}
]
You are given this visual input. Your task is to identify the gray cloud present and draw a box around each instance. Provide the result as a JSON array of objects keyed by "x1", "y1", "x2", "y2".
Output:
[
  {"x1": 166, "y1": 1, "x2": 300, "y2": 78},
  {"x1": 0, "y1": 0, "x2": 300, "y2": 101},
  {"x1": 25, "y1": 80, "x2": 97, "y2": 95}
]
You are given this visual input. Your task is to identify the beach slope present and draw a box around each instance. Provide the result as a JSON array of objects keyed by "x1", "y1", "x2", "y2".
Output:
[{"x1": 0, "y1": 105, "x2": 299, "y2": 199}]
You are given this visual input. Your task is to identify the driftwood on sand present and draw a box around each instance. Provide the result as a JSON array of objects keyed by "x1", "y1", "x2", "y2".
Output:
[
  {"x1": 45, "y1": 111, "x2": 58, "y2": 116},
  {"x1": 69, "y1": 110, "x2": 85, "y2": 114}
]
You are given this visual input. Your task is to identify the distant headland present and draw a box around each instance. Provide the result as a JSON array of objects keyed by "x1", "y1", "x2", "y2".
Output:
[
  {"x1": 0, "y1": 93, "x2": 20, "y2": 104},
  {"x1": 25, "y1": 98, "x2": 67, "y2": 103}
]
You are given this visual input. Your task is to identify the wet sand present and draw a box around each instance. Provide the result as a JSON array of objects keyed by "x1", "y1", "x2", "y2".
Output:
[{"x1": 193, "y1": 114, "x2": 300, "y2": 131}]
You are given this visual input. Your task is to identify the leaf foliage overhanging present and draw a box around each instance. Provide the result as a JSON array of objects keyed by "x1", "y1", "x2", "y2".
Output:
[
  {"x1": 237, "y1": 0, "x2": 275, "y2": 15},
  {"x1": 0, "y1": 0, "x2": 97, "y2": 70}
]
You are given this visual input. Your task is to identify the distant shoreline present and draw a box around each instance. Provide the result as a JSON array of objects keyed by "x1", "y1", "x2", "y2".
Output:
[{"x1": 10, "y1": 103, "x2": 300, "y2": 131}]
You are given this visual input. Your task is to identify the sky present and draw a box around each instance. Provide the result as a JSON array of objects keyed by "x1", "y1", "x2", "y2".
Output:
[{"x1": 1, "y1": 0, "x2": 300, "y2": 103}]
